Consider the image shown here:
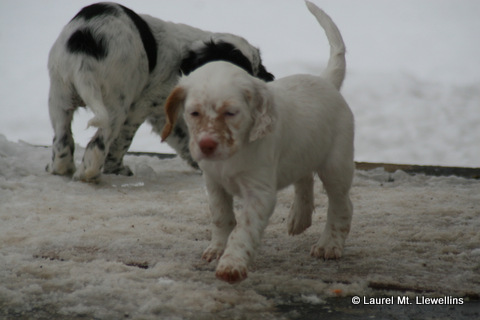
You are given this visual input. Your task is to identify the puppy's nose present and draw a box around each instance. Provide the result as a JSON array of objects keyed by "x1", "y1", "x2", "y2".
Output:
[{"x1": 199, "y1": 138, "x2": 218, "y2": 156}]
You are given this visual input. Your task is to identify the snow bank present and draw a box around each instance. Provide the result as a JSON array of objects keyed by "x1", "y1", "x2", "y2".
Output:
[
  {"x1": 1, "y1": 135, "x2": 479, "y2": 319},
  {"x1": 1, "y1": 0, "x2": 479, "y2": 167}
]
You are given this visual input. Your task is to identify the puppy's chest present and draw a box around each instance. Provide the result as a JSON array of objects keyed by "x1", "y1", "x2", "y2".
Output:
[
  {"x1": 203, "y1": 165, "x2": 243, "y2": 196},
  {"x1": 214, "y1": 173, "x2": 242, "y2": 196}
]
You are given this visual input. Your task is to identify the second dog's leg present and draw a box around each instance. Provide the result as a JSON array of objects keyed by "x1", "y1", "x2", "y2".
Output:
[
  {"x1": 46, "y1": 81, "x2": 76, "y2": 176},
  {"x1": 74, "y1": 110, "x2": 127, "y2": 182},
  {"x1": 73, "y1": 129, "x2": 108, "y2": 182},
  {"x1": 104, "y1": 106, "x2": 146, "y2": 176}
]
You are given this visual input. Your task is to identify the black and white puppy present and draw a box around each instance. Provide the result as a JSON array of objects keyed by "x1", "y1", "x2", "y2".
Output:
[{"x1": 46, "y1": 2, "x2": 274, "y2": 182}]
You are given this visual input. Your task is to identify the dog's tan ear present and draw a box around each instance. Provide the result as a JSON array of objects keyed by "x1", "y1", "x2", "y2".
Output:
[
  {"x1": 161, "y1": 86, "x2": 187, "y2": 141},
  {"x1": 247, "y1": 81, "x2": 276, "y2": 142}
]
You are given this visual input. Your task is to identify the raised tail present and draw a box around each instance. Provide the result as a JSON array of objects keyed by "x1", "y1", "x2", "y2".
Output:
[{"x1": 305, "y1": 1, "x2": 346, "y2": 90}]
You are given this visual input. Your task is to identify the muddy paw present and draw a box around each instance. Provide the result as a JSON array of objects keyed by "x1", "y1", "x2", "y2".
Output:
[{"x1": 215, "y1": 263, "x2": 248, "y2": 284}]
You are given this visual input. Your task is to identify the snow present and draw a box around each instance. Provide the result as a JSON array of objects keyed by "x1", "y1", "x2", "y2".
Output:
[
  {"x1": 1, "y1": 0, "x2": 480, "y2": 318},
  {"x1": 1, "y1": 135, "x2": 479, "y2": 318},
  {"x1": 0, "y1": 0, "x2": 479, "y2": 166}
]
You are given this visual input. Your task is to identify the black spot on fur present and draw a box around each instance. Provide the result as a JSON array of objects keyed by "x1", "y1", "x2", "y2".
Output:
[
  {"x1": 89, "y1": 136, "x2": 106, "y2": 151},
  {"x1": 257, "y1": 62, "x2": 275, "y2": 82},
  {"x1": 59, "y1": 134, "x2": 74, "y2": 153},
  {"x1": 105, "y1": 154, "x2": 121, "y2": 169},
  {"x1": 105, "y1": 153, "x2": 118, "y2": 163},
  {"x1": 174, "y1": 126, "x2": 187, "y2": 140},
  {"x1": 71, "y1": 3, "x2": 157, "y2": 72},
  {"x1": 71, "y1": 3, "x2": 118, "y2": 21},
  {"x1": 119, "y1": 5, "x2": 157, "y2": 72},
  {"x1": 181, "y1": 40, "x2": 254, "y2": 76},
  {"x1": 67, "y1": 28, "x2": 107, "y2": 60}
]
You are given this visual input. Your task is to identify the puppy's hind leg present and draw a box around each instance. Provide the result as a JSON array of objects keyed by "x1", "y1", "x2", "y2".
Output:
[
  {"x1": 312, "y1": 158, "x2": 354, "y2": 259},
  {"x1": 288, "y1": 174, "x2": 314, "y2": 235},
  {"x1": 46, "y1": 77, "x2": 76, "y2": 176}
]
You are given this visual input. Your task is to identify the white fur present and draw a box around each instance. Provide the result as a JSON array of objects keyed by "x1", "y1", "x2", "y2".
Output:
[{"x1": 162, "y1": 1, "x2": 354, "y2": 284}]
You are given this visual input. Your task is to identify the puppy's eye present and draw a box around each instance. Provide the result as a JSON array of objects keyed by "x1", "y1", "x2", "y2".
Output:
[
  {"x1": 190, "y1": 111, "x2": 200, "y2": 117},
  {"x1": 224, "y1": 111, "x2": 237, "y2": 117}
]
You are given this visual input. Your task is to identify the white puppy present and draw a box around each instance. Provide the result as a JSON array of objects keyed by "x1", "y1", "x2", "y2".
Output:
[{"x1": 162, "y1": 1, "x2": 354, "y2": 284}]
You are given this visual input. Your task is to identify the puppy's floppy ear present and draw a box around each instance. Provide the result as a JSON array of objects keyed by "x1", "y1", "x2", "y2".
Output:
[
  {"x1": 246, "y1": 80, "x2": 276, "y2": 142},
  {"x1": 161, "y1": 86, "x2": 186, "y2": 141}
]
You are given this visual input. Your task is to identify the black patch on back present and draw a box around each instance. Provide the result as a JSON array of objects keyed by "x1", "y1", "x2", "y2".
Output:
[
  {"x1": 119, "y1": 5, "x2": 158, "y2": 73},
  {"x1": 70, "y1": 3, "x2": 157, "y2": 72},
  {"x1": 67, "y1": 28, "x2": 107, "y2": 60},
  {"x1": 180, "y1": 40, "x2": 274, "y2": 82},
  {"x1": 180, "y1": 41, "x2": 253, "y2": 76},
  {"x1": 257, "y1": 63, "x2": 275, "y2": 82},
  {"x1": 71, "y1": 3, "x2": 118, "y2": 21}
]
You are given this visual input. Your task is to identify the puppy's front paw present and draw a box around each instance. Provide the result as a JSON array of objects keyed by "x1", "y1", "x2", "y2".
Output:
[
  {"x1": 202, "y1": 243, "x2": 225, "y2": 262},
  {"x1": 215, "y1": 259, "x2": 248, "y2": 284}
]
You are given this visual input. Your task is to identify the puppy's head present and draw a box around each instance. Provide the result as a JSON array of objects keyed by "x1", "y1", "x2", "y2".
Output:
[
  {"x1": 162, "y1": 61, "x2": 275, "y2": 162},
  {"x1": 180, "y1": 35, "x2": 274, "y2": 82}
]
